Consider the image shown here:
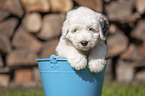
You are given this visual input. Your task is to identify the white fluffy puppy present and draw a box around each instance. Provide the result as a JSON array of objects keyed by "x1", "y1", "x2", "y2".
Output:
[{"x1": 56, "y1": 7, "x2": 108, "y2": 73}]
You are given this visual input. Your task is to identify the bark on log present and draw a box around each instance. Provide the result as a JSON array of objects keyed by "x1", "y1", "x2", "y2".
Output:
[
  {"x1": 105, "y1": 0, "x2": 134, "y2": 21},
  {"x1": 12, "y1": 27, "x2": 42, "y2": 52},
  {"x1": 136, "y1": 0, "x2": 145, "y2": 14},
  {"x1": 0, "y1": 55, "x2": 3, "y2": 67},
  {"x1": 14, "y1": 69, "x2": 33, "y2": 84},
  {"x1": 0, "y1": 10, "x2": 10, "y2": 22},
  {"x1": 40, "y1": 39, "x2": 58, "y2": 58},
  {"x1": 21, "y1": 0, "x2": 50, "y2": 12},
  {"x1": 49, "y1": 0, "x2": 73, "y2": 12},
  {"x1": 0, "y1": 35, "x2": 11, "y2": 53},
  {"x1": 0, "y1": 74, "x2": 10, "y2": 87},
  {"x1": 0, "y1": 18, "x2": 18, "y2": 38},
  {"x1": 107, "y1": 30, "x2": 129, "y2": 56},
  {"x1": 116, "y1": 60, "x2": 135, "y2": 82},
  {"x1": 23, "y1": 13, "x2": 42, "y2": 33},
  {"x1": 120, "y1": 44, "x2": 145, "y2": 61},
  {"x1": 0, "y1": 0, "x2": 23, "y2": 17},
  {"x1": 38, "y1": 14, "x2": 64, "y2": 40},
  {"x1": 7, "y1": 49, "x2": 38, "y2": 67},
  {"x1": 131, "y1": 20, "x2": 145, "y2": 41},
  {"x1": 74, "y1": 0, "x2": 103, "y2": 12}
]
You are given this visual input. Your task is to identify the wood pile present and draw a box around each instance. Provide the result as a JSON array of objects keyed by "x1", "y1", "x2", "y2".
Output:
[{"x1": 0, "y1": 0, "x2": 145, "y2": 87}]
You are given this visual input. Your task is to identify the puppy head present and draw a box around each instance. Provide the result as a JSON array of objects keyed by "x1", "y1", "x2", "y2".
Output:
[{"x1": 62, "y1": 7, "x2": 109, "y2": 51}]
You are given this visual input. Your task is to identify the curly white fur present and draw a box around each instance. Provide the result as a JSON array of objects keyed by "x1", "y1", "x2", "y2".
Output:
[{"x1": 56, "y1": 7, "x2": 108, "y2": 73}]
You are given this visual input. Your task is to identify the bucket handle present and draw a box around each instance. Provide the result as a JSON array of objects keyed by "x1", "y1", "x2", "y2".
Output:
[
  {"x1": 50, "y1": 55, "x2": 57, "y2": 64},
  {"x1": 50, "y1": 55, "x2": 66, "y2": 63},
  {"x1": 50, "y1": 55, "x2": 66, "y2": 69}
]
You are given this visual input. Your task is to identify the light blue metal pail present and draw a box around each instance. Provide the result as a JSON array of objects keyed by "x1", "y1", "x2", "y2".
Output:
[{"x1": 36, "y1": 55, "x2": 106, "y2": 96}]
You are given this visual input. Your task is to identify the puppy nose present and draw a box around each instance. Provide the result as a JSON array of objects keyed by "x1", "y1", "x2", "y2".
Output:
[{"x1": 81, "y1": 41, "x2": 88, "y2": 46}]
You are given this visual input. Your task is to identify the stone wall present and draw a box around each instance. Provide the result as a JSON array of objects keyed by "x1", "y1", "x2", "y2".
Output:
[{"x1": 0, "y1": 0, "x2": 145, "y2": 87}]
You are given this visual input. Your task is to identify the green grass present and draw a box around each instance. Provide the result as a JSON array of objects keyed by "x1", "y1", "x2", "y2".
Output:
[
  {"x1": 0, "y1": 88, "x2": 44, "y2": 96},
  {"x1": 0, "y1": 82, "x2": 145, "y2": 96},
  {"x1": 102, "y1": 82, "x2": 145, "y2": 96}
]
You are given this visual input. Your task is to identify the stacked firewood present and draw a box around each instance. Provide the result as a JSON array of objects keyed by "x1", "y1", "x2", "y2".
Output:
[{"x1": 0, "y1": 0, "x2": 145, "y2": 87}]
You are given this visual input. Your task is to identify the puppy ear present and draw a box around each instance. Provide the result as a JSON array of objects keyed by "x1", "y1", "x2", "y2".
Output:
[
  {"x1": 61, "y1": 9, "x2": 76, "y2": 39},
  {"x1": 99, "y1": 17, "x2": 109, "y2": 40},
  {"x1": 61, "y1": 19, "x2": 69, "y2": 39}
]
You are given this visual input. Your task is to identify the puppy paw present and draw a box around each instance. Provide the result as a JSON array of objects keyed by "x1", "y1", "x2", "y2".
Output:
[
  {"x1": 68, "y1": 55, "x2": 87, "y2": 70},
  {"x1": 88, "y1": 59, "x2": 106, "y2": 73}
]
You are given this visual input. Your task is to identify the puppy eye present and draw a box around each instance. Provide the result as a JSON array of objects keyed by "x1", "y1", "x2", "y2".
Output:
[
  {"x1": 88, "y1": 27, "x2": 99, "y2": 33},
  {"x1": 72, "y1": 29, "x2": 78, "y2": 32},
  {"x1": 88, "y1": 28, "x2": 94, "y2": 31},
  {"x1": 88, "y1": 27, "x2": 97, "y2": 32}
]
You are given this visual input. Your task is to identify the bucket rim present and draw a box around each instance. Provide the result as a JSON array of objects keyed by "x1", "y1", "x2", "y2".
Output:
[
  {"x1": 36, "y1": 58, "x2": 67, "y2": 61},
  {"x1": 36, "y1": 56, "x2": 67, "y2": 62}
]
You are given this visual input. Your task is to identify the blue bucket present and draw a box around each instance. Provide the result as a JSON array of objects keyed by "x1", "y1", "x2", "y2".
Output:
[{"x1": 36, "y1": 55, "x2": 106, "y2": 96}]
